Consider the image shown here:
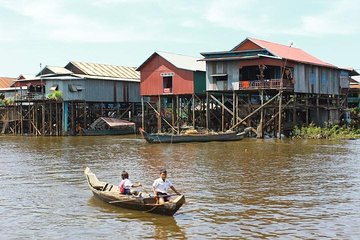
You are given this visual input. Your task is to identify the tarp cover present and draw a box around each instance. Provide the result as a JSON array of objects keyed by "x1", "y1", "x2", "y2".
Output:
[{"x1": 90, "y1": 117, "x2": 135, "y2": 129}]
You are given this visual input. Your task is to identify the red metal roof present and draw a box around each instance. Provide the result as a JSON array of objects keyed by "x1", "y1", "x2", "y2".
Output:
[
  {"x1": 0, "y1": 77, "x2": 16, "y2": 88},
  {"x1": 234, "y1": 38, "x2": 336, "y2": 68}
]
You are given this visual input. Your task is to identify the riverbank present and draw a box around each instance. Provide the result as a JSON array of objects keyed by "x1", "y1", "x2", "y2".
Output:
[{"x1": 292, "y1": 123, "x2": 360, "y2": 140}]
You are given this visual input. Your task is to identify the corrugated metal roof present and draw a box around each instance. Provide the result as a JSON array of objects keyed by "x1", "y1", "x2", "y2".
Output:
[
  {"x1": 40, "y1": 75, "x2": 82, "y2": 80},
  {"x1": 137, "y1": 52, "x2": 206, "y2": 72},
  {"x1": 17, "y1": 74, "x2": 36, "y2": 80},
  {"x1": 69, "y1": 61, "x2": 140, "y2": 80},
  {"x1": 157, "y1": 52, "x2": 206, "y2": 71},
  {"x1": 42, "y1": 66, "x2": 72, "y2": 75},
  {"x1": 244, "y1": 38, "x2": 336, "y2": 68},
  {"x1": 73, "y1": 74, "x2": 140, "y2": 82},
  {"x1": 350, "y1": 75, "x2": 360, "y2": 83},
  {"x1": 0, "y1": 77, "x2": 16, "y2": 88},
  {"x1": 200, "y1": 54, "x2": 283, "y2": 62}
]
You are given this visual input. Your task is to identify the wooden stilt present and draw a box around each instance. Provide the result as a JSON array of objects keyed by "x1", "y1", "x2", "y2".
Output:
[
  {"x1": 230, "y1": 92, "x2": 281, "y2": 131},
  {"x1": 192, "y1": 94, "x2": 195, "y2": 128},
  {"x1": 258, "y1": 90, "x2": 264, "y2": 138},
  {"x1": 49, "y1": 102, "x2": 52, "y2": 135},
  {"x1": 305, "y1": 95, "x2": 309, "y2": 125},
  {"x1": 41, "y1": 102, "x2": 45, "y2": 135},
  {"x1": 176, "y1": 95, "x2": 180, "y2": 134},
  {"x1": 157, "y1": 95, "x2": 161, "y2": 133},
  {"x1": 221, "y1": 93, "x2": 225, "y2": 131},
  {"x1": 141, "y1": 96, "x2": 144, "y2": 130},
  {"x1": 206, "y1": 92, "x2": 209, "y2": 131},
  {"x1": 83, "y1": 101, "x2": 87, "y2": 131},
  {"x1": 172, "y1": 96, "x2": 175, "y2": 129}
]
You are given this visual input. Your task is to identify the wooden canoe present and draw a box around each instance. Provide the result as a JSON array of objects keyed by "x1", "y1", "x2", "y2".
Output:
[
  {"x1": 139, "y1": 128, "x2": 248, "y2": 144},
  {"x1": 84, "y1": 167, "x2": 185, "y2": 216}
]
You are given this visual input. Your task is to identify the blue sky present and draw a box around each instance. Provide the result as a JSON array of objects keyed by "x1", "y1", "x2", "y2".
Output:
[{"x1": 0, "y1": 0, "x2": 359, "y2": 77}]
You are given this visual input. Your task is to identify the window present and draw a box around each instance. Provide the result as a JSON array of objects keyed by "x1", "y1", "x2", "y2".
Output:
[
  {"x1": 50, "y1": 85, "x2": 58, "y2": 91},
  {"x1": 163, "y1": 76, "x2": 173, "y2": 93},
  {"x1": 76, "y1": 85, "x2": 84, "y2": 91},
  {"x1": 211, "y1": 74, "x2": 228, "y2": 81},
  {"x1": 68, "y1": 84, "x2": 84, "y2": 92},
  {"x1": 212, "y1": 62, "x2": 227, "y2": 75},
  {"x1": 69, "y1": 84, "x2": 77, "y2": 92}
]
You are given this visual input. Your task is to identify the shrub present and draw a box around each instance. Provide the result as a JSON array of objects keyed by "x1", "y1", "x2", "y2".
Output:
[
  {"x1": 292, "y1": 123, "x2": 360, "y2": 140},
  {"x1": 47, "y1": 90, "x2": 63, "y2": 101}
]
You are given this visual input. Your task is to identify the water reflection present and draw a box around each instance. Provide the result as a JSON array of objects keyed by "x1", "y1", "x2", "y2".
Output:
[{"x1": 87, "y1": 197, "x2": 186, "y2": 239}]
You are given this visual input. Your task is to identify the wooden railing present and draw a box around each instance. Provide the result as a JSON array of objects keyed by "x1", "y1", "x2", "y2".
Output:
[
  {"x1": 15, "y1": 92, "x2": 45, "y2": 101},
  {"x1": 239, "y1": 79, "x2": 294, "y2": 90}
]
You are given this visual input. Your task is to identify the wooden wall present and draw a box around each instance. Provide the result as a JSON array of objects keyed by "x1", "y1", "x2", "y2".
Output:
[
  {"x1": 294, "y1": 64, "x2": 345, "y2": 95},
  {"x1": 140, "y1": 54, "x2": 194, "y2": 96},
  {"x1": 45, "y1": 78, "x2": 140, "y2": 102}
]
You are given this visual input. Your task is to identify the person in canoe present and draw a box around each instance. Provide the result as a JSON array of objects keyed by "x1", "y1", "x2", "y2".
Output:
[
  {"x1": 119, "y1": 170, "x2": 142, "y2": 195},
  {"x1": 152, "y1": 168, "x2": 181, "y2": 203}
]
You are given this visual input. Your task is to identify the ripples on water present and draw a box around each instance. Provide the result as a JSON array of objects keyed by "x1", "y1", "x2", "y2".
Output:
[{"x1": 1, "y1": 135, "x2": 360, "y2": 239}]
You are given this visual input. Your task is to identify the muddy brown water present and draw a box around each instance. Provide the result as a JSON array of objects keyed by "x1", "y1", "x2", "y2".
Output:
[{"x1": 1, "y1": 135, "x2": 360, "y2": 239}]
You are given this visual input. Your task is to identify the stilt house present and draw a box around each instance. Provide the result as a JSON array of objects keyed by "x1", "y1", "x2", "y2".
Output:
[
  {"x1": 0, "y1": 77, "x2": 16, "y2": 99},
  {"x1": 8, "y1": 61, "x2": 140, "y2": 135},
  {"x1": 200, "y1": 37, "x2": 353, "y2": 135},
  {"x1": 137, "y1": 52, "x2": 206, "y2": 132}
]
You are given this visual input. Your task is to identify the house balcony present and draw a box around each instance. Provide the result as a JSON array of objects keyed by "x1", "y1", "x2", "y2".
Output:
[
  {"x1": 238, "y1": 79, "x2": 294, "y2": 90},
  {"x1": 15, "y1": 92, "x2": 46, "y2": 101}
]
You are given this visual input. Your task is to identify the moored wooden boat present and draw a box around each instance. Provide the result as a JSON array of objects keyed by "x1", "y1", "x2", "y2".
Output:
[
  {"x1": 82, "y1": 117, "x2": 136, "y2": 136},
  {"x1": 139, "y1": 128, "x2": 249, "y2": 144},
  {"x1": 84, "y1": 167, "x2": 185, "y2": 216}
]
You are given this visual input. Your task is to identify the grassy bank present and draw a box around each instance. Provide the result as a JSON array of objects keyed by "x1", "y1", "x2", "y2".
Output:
[{"x1": 292, "y1": 123, "x2": 360, "y2": 140}]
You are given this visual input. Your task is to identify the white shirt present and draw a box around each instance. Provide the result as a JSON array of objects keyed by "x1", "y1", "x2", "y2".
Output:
[
  {"x1": 120, "y1": 179, "x2": 133, "y2": 190},
  {"x1": 152, "y1": 178, "x2": 172, "y2": 194}
]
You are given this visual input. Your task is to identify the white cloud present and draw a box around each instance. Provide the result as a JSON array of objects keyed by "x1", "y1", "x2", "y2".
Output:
[
  {"x1": 204, "y1": 0, "x2": 281, "y2": 36},
  {"x1": 180, "y1": 19, "x2": 202, "y2": 28},
  {"x1": 91, "y1": 0, "x2": 150, "y2": 6},
  {"x1": 296, "y1": 0, "x2": 360, "y2": 35},
  {"x1": 204, "y1": 0, "x2": 360, "y2": 36},
  {"x1": 0, "y1": 0, "x2": 153, "y2": 42},
  {"x1": 3, "y1": 0, "x2": 357, "y2": 44}
]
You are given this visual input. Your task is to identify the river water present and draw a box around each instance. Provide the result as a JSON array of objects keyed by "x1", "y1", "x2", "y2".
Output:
[{"x1": 1, "y1": 135, "x2": 360, "y2": 239}]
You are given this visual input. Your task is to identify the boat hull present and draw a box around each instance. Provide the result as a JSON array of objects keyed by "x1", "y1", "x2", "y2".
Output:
[
  {"x1": 141, "y1": 130, "x2": 246, "y2": 143},
  {"x1": 82, "y1": 128, "x2": 135, "y2": 136},
  {"x1": 84, "y1": 167, "x2": 185, "y2": 216}
]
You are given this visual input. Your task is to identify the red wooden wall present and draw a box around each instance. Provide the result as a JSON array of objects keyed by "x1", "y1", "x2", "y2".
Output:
[
  {"x1": 234, "y1": 40, "x2": 260, "y2": 51},
  {"x1": 139, "y1": 54, "x2": 194, "y2": 96}
]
